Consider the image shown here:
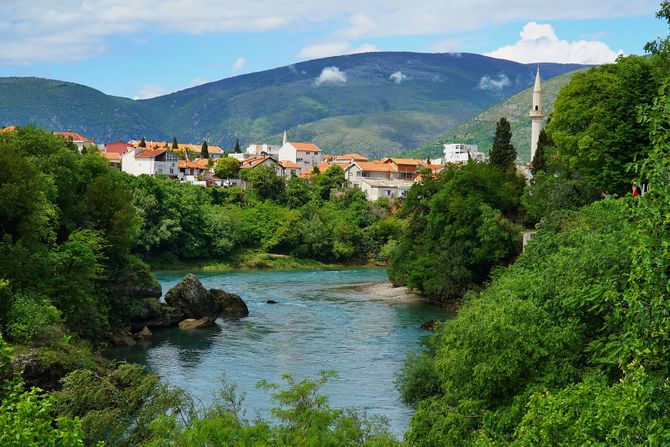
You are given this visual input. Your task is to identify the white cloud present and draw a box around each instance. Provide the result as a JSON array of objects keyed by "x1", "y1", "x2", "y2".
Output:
[
  {"x1": 389, "y1": 71, "x2": 409, "y2": 84},
  {"x1": 133, "y1": 84, "x2": 169, "y2": 100},
  {"x1": 232, "y1": 57, "x2": 247, "y2": 74},
  {"x1": 0, "y1": 0, "x2": 652, "y2": 65},
  {"x1": 315, "y1": 66, "x2": 347, "y2": 86},
  {"x1": 477, "y1": 74, "x2": 511, "y2": 91},
  {"x1": 486, "y1": 22, "x2": 622, "y2": 64}
]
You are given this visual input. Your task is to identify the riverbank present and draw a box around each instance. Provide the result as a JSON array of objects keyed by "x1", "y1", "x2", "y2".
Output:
[
  {"x1": 354, "y1": 281, "x2": 426, "y2": 303},
  {"x1": 149, "y1": 251, "x2": 385, "y2": 272}
]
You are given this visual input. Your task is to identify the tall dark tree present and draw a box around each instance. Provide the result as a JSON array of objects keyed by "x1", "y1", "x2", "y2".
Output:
[
  {"x1": 172, "y1": 136, "x2": 179, "y2": 149},
  {"x1": 201, "y1": 140, "x2": 209, "y2": 159},
  {"x1": 489, "y1": 117, "x2": 516, "y2": 170},
  {"x1": 530, "y1": 129, "x2": 553, "y2": 175},
  {"x1": 138, "y1": 137, "x2": 146, "y2": 148},
  {"x1": 233, "y1": 138, "x2": 241, "y2": 153}
]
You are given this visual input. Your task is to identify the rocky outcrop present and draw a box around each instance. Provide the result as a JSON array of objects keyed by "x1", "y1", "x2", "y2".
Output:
[
  {"x1": 165, "y1": 274, "x2": 219, "y2": 319},
  {"x1": 129, "y1": 298, "x2": 182, "y2": 332},
  {"x1": 178, "y1": 316, "x2": 215, "y2": 330},
  {"x1": 133, "y1": 326, "x2": 152, "y2": 340},
  {"x1": 210, "y1": 288, "x2": 249, "y2": 318}
]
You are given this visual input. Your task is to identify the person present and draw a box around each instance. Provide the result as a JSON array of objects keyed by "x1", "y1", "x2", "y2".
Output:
[{"x1": 632, "y1": 182, "x2": 641, "y2": 197}]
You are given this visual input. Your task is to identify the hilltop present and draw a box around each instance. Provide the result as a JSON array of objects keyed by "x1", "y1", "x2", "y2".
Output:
[
  {"x1": 404, "y1": 69, "x2": 585, "y2": 162},
  {"x1": 0, "y1": 53, "x2": 585, "y2": 157}
]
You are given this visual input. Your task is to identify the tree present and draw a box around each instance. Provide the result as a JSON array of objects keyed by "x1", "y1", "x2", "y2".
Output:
[
  {"x1": 201, "y1": 140, "x2": 209, "y2": 159},
  {"x1": 233, "y1": 138, "x2": 241, "y2": 153},
  {"x1": 139, "y1": 137, "x2": 146, "y2": 148},
  {"x1": 530, "y1": 128, "x2": 552, "y2": 175},
  {"x1": 548, "y1": 56, "x2": 656, "y2": 193},
  {"x1": 214, "y1": 156, "x2": 240, "y2": 179},
  {"x1": 245, "y1": 165, "x2": 285, "y2": 201},
  {"x1": 171, "y1": 136, "x2": 178, "y2": 150},
  {"x1": 489, "y1": 117, "x2": 517, "y2": 170}
]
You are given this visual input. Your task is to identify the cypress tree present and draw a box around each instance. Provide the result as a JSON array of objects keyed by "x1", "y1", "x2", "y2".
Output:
[
  {"x1": 234, "y1": 138, "x2": 241, "y2": 153},
  {"x1": 172, "y1": 136, "x2": 179, "y2": 149},
  {"x1": 531, "y1": 129, "x2": 553, "y2": 175},
  {"x1": 489, "y1": 117, "x2": 516, "y2": 170},
  {"x1": 201, "y1": 140, "x2": 209, "y2": 159},
  {"x1": 139, "y1": 137, "x2": 146, "y2": 148}
]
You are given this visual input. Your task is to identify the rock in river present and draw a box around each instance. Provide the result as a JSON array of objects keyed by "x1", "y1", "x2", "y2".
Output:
[
  {"x1": 179, "y1": 316, "x2": 215, "y2": 330},
  {"x1": 165, "y1": 273, "x2": 219, "y2": 319},
  {"x1": 210, "y1": 288, "x2": 249, "y2": 318}
]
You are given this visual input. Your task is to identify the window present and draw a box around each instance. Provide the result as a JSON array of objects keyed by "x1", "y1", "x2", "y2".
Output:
[
  {"x1": 297, "y1": 157, "x2": 303, "y2": 162},
  {"x1": 535, "y1": 106, "x2": 539, "y2": 111},
  {"x1": 169, "y1": 168, "x2": 174, "y2": 174},
  {"x1": 158, "y1": 168, "x2": 163, "y2": 174}
]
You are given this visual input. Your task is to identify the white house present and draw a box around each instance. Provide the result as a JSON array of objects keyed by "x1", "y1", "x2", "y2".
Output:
[
  {"x1": 240, "y1": 155, "x2": 284, "y2": 177},
  {"x1": 121, "y1": 147, "x2": 179, "y2": 177},
  {"x1": 278, "y1": 142, "x2": 323, "y2": 168},
  {"x1": 344, "y1": 161, "x2": 395, "y2": 188},
  {"x1": 443, "y1": 144, "x2": 486, "y2": 164},
  {"x1": 359, "y1": 179, "x2": 414, "y2": 201},
  {"x1": 280, "y1": 160, "x2": 302, "y2": 178},
  {"x1": 245, "y1": 143, "x2": 280, "y2": 157}
]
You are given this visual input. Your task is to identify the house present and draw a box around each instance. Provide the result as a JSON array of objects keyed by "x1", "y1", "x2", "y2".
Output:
[
  {"x1": 344, "y1": 161, "x2": 396, "y2": 188},
  {"x1": 54, "y1": 131, "x2": 94, "y2": 151},
  {"x1": 129, "y1": 140, "x2": 224, "y2": 159},
  {"x1": 300, "y1": 162, "x2": 337, "y2": 178},
  {"x1": 333, "y1": 153, "x2": 368, "y2": 165},
  {"x1": 121, "y1": 147, "x2": 179, "y2": 177},
  {"x1": 278, "y1": 142, "x2": 323, "y2": 168},
  {"x1": 104, "y1": 141, "x2": 132, "y2": 156},
  {"x1": 382, "y1": 158, "x2": 425, "y2": 181},
  {"x1": 359, "y1": 179, "x2": 414, "y2": 201},
  {"x1": 245, "y1": 143, "x2": 280, "y2": 158},
  {"x1": 240, "y1": 155, "x2": 284, "y2": 177},
  {"x1": 100, "y1": 152, "x2": 122, "y2": 167},
  {"x1": 442, "y1": 144, "x2": 486, "y2": 164},
  {"x1": 280, "y1": 160, "x2": 302, "y2": 178},
  {"x1": 178, "y1": 159, "x2": 210, "y2": 179}
]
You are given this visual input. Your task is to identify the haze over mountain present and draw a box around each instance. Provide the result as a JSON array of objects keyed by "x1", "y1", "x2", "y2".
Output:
[{"x1": 0, "y1": 52, "x2": 585, "y2": 157}]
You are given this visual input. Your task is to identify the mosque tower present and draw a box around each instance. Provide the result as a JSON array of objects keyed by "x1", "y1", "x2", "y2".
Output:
[{"x1": 529, "y1": 66, "x2": 544, "y2": 162}]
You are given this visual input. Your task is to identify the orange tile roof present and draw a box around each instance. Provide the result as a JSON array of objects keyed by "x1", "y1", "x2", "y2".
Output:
[
  {"x1": 280, "y1": 160, "x2": 301, "y2": 169},
  {"x1": 136, "y1": 149, "x2": 168, "y2": 158},
  {"x1": 426, "y1": 164, "x2": 444, "y2": 170},
  {"x1": 335, "y1": 153, "x2": 368, "y2": 161},
  {"x1": 130, "y1": 140, "x2": 223, "y2": 154},
  {"x1": 288, "y1": 142, "x2": 322, "y2": 153},
  {"x1": 0, "y1": 126, "x2": 17, "y2": 133},
  {"x1": 54, "y1": 131, "x2": 90, "y2": 142},
  {"x1": 383, "y1": 158, "x2": 425, "y2": 166},
  {"x1": 240, "y1": 155, "x2": 278, "y2": 169},
  {"x1": 353, "y1": 161, "x2": 397, "y2": 172},
  {"x1": 178, "y1": 159, "x2": 209, "y2": 170}
]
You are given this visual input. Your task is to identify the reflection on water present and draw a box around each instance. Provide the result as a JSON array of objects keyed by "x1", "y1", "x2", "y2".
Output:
[{"x1": 107, "y1": 268, "x2": 451, "y2": 437}]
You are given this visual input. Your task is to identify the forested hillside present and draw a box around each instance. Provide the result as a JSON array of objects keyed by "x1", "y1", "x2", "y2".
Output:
[{"x1": 0, "y1": 53, "x2": 584, "y2": 157}]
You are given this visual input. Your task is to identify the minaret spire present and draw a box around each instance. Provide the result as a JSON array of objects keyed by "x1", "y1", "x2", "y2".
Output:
[
  {"x1": 529, "y1": 66, "x2": 544, "y2": 162},
  {"x1": 282, "y1": 130, "x2": 288, "y2": 146}
]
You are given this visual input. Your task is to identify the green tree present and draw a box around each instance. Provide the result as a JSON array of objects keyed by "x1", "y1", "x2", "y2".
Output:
[
  {"x1": 233, "y1": 138, "x2": 241, "y2": 153},
  {"x1": 139, "y1": 137, "x2": 146, "y2": 148},
  {"x1": 244, "y1": 165, "x2": 285, "y2": 201},
  {"x1": 172, "y1": 136, "x2": 178, "y2": 149},
  {"x1": 489, "y1": 117, "x2": 517, "y2": 170},
  {"x1": 530, "y1": 128, "x2": 552, "y2": 175},
  {"x1": 548, "y1": 55, "x2": 656, "y2": 194},
  {"x1": 201, "y1": 140, "x2": 209, "y2": 159},
  {"x1": 214, "y1": 156, "x2": 241, "y2": 179}
]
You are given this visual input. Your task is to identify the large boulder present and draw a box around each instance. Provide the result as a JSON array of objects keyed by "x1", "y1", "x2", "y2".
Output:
[
  {"x1": 129, "y1": 298, "x2": 182, "y2": 332},
  {"x1": 165, "y1": 274, "x2": 219, "y2": 319},
  {"x1": 210, "y1": 289, "x2": 249, "y2": 319}
]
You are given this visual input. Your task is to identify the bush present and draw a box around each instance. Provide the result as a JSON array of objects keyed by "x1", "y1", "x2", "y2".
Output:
[{"x1": 6, "y1": 294, "x2": 63, "y2": 343}]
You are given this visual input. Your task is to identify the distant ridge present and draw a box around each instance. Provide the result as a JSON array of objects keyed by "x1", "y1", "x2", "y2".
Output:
[
  {"x1": 0, "y1": 52, "x2": 586, "y2": 158},
  {"x1": 404, "y1": 69, "x2": 585, "y2": 163}
]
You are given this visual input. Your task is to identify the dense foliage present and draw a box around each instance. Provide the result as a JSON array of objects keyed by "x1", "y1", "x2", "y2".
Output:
[{"x1": 388, "y1": 162, "x2": 525, "y2": 303}]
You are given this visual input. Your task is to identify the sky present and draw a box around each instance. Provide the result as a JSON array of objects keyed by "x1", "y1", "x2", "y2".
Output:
[{"x1": 0, "y1": 0, "x2": 666, "y2": 99}]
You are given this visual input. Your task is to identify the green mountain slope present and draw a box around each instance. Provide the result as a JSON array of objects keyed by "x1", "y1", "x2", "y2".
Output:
[
  {"x1": 405, "y1": 69, "x2": 585, "y2": 163},
  {"x1": 0, "y1": 53, "x2": 586, "y2": 157}
]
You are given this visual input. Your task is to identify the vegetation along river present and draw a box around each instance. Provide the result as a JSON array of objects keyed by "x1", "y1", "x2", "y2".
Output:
[{"x1": 108, "y1": 268, "x2": 451, "y2": 436}]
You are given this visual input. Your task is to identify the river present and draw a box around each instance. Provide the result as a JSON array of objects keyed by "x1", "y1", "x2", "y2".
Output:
[{"x1": 108, "y1": 268, "x2": 451, "y2": 437}]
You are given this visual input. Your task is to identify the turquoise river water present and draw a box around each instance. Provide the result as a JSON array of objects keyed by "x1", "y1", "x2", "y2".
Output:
[{"x1": 108, "y1": 268, "x2": 451, "y2": 437}]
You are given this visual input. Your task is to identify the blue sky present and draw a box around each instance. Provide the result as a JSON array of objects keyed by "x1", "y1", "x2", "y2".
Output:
[{"x1": 0, "y1": 0, "x2": 665, "y2": 99}]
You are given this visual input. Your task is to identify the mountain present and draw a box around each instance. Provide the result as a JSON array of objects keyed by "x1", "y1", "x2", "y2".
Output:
[
  {"x1": 404, "y1": 69, "x2": 585, "y2": 163},
  {"x1": 0, "y1": 52, "x2": 586, "y2": 157}
]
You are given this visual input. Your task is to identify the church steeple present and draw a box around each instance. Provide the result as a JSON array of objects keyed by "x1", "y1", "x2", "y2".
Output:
[{"x1": 530, "y1": 66, "x2": 544, "y2": 162}]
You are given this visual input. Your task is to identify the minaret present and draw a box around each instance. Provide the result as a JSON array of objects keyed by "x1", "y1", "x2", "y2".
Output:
[
  {"x1": 529, "y1": 66, "x2": 544, "y2": 162},
  {"x1": 282, "y1": 130, "x2": 288, "y2": 146}
]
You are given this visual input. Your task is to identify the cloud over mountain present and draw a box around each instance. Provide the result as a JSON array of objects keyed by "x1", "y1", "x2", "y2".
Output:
[{"x1": 315, "y1": 66, "x2": 347, "y2": 86}]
